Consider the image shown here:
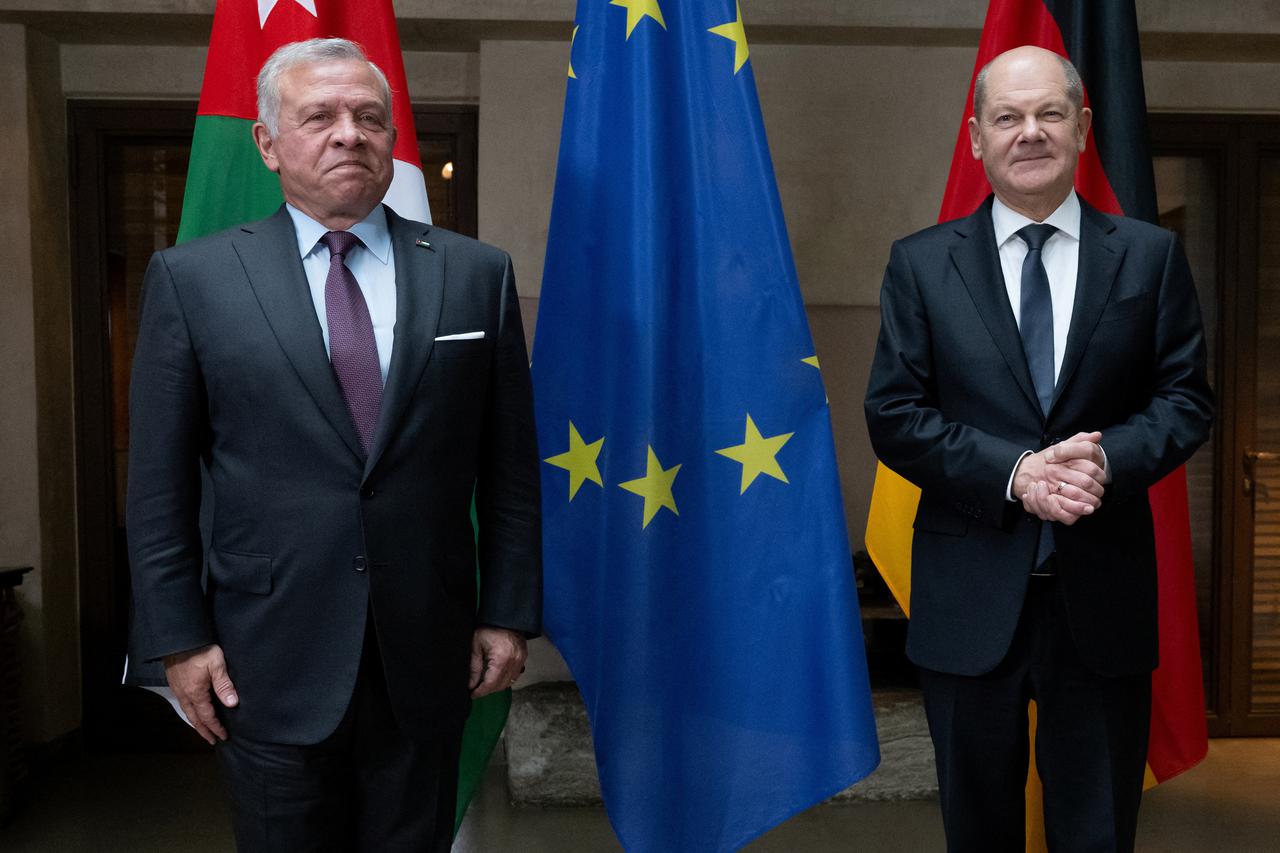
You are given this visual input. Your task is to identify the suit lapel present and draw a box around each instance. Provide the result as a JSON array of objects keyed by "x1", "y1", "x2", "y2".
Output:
[
  {"x1": 233, "y1": 207, "x2": 365, "y2": 461},
  {"x1": 949, "y1": 197, "x2": 1043, "y2": 418},
  {"x1": 362, "y1": 210, "x2": 446, "y2": 479},
  {"x1": 1051, "y1": 201, "x2": 1125, "y2": 412}
]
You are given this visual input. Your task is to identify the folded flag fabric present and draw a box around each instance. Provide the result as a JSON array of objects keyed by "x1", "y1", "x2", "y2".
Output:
[{"x1": 533, "y1": 2, "x2": 880, "y2": 851}]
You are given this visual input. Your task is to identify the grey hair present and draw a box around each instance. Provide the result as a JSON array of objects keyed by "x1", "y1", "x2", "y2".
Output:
[
  {"x1": 256, "y1": 38, "x2": 393, "y2": 136},
  {"x1": 972, "y1": 51, "x2": 1083, "y2": 119}
]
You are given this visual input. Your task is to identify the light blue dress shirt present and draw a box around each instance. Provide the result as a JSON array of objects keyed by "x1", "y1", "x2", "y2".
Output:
[{"x1": 286, "y1": 203, "x2": 397, "y2": 383}]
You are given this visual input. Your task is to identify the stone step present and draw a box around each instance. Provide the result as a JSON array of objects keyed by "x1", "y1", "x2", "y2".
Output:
[{"x1": 505, "y1": 682, "x2": 936, "y2": 806}]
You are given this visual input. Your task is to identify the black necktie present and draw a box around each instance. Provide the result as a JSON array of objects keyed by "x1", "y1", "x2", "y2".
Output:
[
  {"x1": 1016, "y1": 223, "x2": 1058, "y2": 571},
  {"x1": 1017, "y1": 223, "x2": 1058, "y2": 416}
]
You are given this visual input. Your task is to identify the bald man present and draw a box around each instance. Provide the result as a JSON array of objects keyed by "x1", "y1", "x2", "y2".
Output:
[{"x1": 865, "y1": 47, "x2": 1211, "y2": 852}]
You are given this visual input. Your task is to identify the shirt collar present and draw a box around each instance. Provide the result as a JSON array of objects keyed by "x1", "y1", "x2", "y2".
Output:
[
  {"x1": 286, "y1": 202, "x2": 392, "y2": 265},
  {"x1": 992, "y1": 190, "x2": 1081, "y2": 247}
]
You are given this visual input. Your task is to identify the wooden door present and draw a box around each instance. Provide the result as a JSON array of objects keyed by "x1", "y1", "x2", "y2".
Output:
[{"x1": 1150, "y1": 115, "x2": 1280, "y2": 735}]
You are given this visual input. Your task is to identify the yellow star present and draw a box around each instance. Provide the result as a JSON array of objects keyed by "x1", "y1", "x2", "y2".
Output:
[
  {"x1": 802, "y1": 355, "x2": 828, "y2": 402},
  {"x1": 544, "y1": 421, "x2": 604, "y2": 500},
  {"x1": 708, "y1": 1, "x2": 750, "y2": 74},
  {"x1": 618, "y1": 446, "x2": 681, "y2": 528},
  {"x1": 716, "y1": 414, "x2": 793, "y2": 494},
  {"x1": 568, "y1": 25, "x2": 579, "y2": 79},
  {"x1": 610, "y1": 0, "x2": 665, "y2": 40}
]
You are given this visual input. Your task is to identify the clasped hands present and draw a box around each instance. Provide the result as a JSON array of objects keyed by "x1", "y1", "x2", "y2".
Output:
[
  {"x1": 1012, "y1": 430, "x2": 1107, "y2": 526},
  {"x1": 164, "y1": 626, "x2": 527, "y2": 745}
]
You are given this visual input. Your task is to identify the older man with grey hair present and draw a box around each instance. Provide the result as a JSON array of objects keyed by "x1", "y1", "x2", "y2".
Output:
[
  {"x1": 865, "y1": 45, "x2": 1211, "y2": 852},
  {"x1": 127, "y1": 38, "x2": 542, "y2": 851}
]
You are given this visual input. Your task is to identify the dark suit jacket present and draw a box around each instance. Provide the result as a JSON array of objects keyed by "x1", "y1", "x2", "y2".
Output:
[
  {"x1": 126, "y1": 205, "x2": 542, "y2": 744},
  {"x1": 864, "y1": 195, "x2": 1212, "y2": 678}
]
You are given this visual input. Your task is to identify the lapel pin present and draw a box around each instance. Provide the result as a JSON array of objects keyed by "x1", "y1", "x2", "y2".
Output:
[{"x1": 415, "y1": 239, "x2": 433, "y2": 251}]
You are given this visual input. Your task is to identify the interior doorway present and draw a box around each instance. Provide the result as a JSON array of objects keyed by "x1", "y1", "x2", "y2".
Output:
[
  {"x1": 1150, "y1": 114, "x2": 1280, "y2": 736},
  {"x1": 69, "y1": 99, "x2": 480, "y2": 749}
]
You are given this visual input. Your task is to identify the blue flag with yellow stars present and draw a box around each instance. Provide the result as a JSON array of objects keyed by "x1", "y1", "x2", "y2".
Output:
[{"x1": 531, "y1": 2, "x2": 880, "y2": 850}]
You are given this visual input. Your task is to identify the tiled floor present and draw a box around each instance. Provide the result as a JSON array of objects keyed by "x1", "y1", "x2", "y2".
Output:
[{"x1": 2, "y1": 739, "x2": 1277, "y2": 851}]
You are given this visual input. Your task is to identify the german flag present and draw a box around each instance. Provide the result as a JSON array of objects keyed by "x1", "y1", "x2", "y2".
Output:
[{"x1": 864, "y1": 1, "x2": 1208, "y2": 849}]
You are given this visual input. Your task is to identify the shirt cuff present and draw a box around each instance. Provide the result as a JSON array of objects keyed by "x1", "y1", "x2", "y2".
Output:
[
  {"x1": 1100, "y1": 445, "x2": 1112, "y2": 484},
  {"x1": 1007, "y1": 450, "x2": 1034, "y2": 502}
]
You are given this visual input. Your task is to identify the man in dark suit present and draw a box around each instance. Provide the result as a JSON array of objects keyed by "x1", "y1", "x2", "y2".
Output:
[
  {"x1": 127, "y1": 38, "x2": 541, "y2": 852},
  {"x1": 864, "y1": 46, "x2": 1212, "y2": 852}
]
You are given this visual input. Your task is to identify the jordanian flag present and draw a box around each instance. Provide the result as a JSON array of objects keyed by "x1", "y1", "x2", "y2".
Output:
[
  {"x1": 178, "y1": 0, "x2": 429, "y2": 241},
  {"x1": 173, "y1": 0, "x2": 504, "y2": 832},
  {"x1": 863, "y1": 1, "x2": 1208, "y2": 850}
]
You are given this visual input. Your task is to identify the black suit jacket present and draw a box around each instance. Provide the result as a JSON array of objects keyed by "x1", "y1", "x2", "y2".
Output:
[
  {"x1": 864, "y1": 195, "x2": 1212, "y2": 678},
  {"x1": 126, "y1": 205, "x2": 542, "y2": 744}
]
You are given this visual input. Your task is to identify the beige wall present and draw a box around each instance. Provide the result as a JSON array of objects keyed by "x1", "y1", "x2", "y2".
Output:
[
  {"x1": 477, "y1": 41, "x2": 975, "y2": 306},
  {"x1": 3, "y1": 1, "x2": 1280, "y2": 736},
  {"x1": 477, "y1": 40, "x2": 566, "y2": 295},
  {"x1": 59, "y1": 44, "x2": 480, "y2": 102},
  {"x1": 755, "y1": 44, "x2": 972, "y2": 307},
  {"x1": 1146, "y1": 60, "x2": 1280, "y2": 113},
  {"x1": 0, "y1": 23, "x2": 44, "y2": 739},
  {"x1": 28, "y1": 25, "x2": 79, "y2": 746},
  {"x1": 7, "y1": 0, "x2": 1278, "y2": 33},
  {"x1": 0, "y1": 23, "x2": 79, "y2": 744}
]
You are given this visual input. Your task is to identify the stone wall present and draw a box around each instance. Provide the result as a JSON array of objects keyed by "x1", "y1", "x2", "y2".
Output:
[{"x1": 506, "y1": 683, "x2": 937, "y2": 805}]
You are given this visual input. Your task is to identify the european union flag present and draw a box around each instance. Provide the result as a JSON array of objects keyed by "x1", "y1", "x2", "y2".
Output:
[{"x1": 531, "y1": 2, "x2": 880, "y2": 850}]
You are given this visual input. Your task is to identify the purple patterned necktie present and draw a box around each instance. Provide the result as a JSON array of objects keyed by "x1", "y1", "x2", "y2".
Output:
[{"x1": 322, "y1": 230, "x2": 382, "y2": 451}]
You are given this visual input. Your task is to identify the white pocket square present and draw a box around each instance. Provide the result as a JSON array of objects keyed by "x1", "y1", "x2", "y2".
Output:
[{"x1": 434, "y1": 331, "x2": 485, "y2": 341}]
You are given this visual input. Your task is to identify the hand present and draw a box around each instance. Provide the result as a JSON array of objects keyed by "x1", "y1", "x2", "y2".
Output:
[
  {"x1": 469, "y1": 627, "x2": 528, "y2": 699},
  {"x1": 163, "y1": 643, "x2": 239, "y2": 745},
  {"x1": 1045, "y1": 431, "x2": 1108, "y2": 482},
  {"x1": 1021, "y1": 480, "x2": 1094, "y2": 525},
  {"x1": 1014, "y1": 431, "x2": 1107, "y2": 524}
]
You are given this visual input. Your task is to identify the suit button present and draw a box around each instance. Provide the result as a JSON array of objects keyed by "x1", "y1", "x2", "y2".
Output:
[
  {"x1": 360, "y1": 486, "x2": 374, "y2": 499},
  {"x1": 353, "y1": 557, "x2": 367, "y2": 573}
]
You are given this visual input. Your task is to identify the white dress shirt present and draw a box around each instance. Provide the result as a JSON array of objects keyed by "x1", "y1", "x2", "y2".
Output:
[
  {"x1": 286, "y1": 203, "x2": 397, "y2": 383},
  {"x1": 993, "y1": 191, "x2": 1107, "y2": 498},
  {"x1": 992, "y1": 190, "x2": 1081, "y2": 382}
]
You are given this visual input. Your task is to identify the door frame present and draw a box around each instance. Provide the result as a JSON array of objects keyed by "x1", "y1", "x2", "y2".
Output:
[
  {"x1": 412, "y1": 103, "x2": 479, "y2": 238},
  {"x1": 1149, "y1": 113, "x2": 1280, "y2": 736},
  {"x1": 69, "y1": 99, "x2": 201, "y2": 748}
]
